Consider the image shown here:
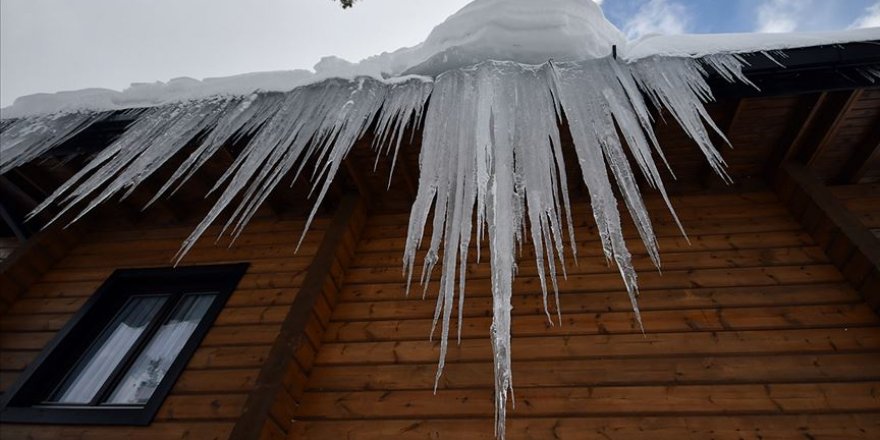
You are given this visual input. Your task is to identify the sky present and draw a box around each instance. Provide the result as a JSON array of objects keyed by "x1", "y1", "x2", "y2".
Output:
[{"x1": 1, "y1": 0, "x2": 878, "y2": 107}]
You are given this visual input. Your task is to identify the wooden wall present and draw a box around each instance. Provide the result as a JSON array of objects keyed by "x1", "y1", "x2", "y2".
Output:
[
  {"x1": 231, "y1": 195, "x2": 366, "y2": 440},
  {"x1": 776, "y1": 163, "x2": 880, "y2": 313},
  {"x1": 0, "y1": 226, "x2": 82, "y2": 316},
  {"x1": 0, "y1": 214, "x2": 330, "y2": 440},
  {"x1": 3, "y1": 189, "x2": 879, "y2": 439},
  {"x1": 291, "y1": 191, "x2": 880, "y2": 439},
  {"x1": 830, "y1": 183, "x2": 880, "y2": 238}
]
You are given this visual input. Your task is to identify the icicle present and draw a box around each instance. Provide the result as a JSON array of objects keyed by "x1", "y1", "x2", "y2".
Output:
[
  {"x1": 857, "y1": 66, "x2": 880, "y2": 83},
  {"x1": 403, "y1": 56, "x2": 750, "y2": 436},
  {"x1": 702, "y1": 54, "x2": 759, "y2": 89},
  {"x1": 8, "y1": 52, "x2": 757, "y2": 440},
  {"x1": 29, "y1": 98, "x2": 238, "y2": 227},
  {"x1": 177, "y1": 76, "x2": 432, "y2": 261},
  {"x1": 0, "y1": 111, "x2": 112, "y2": 174},
  {"x1": 629, "y1": 56, "x2": 733, "y2": 183},
  {"x1": 759, "y1": 50, "x2": 788, "y2": 68},
  {"x1": 372, "y1": 79, "x2": 434, "y2": 185},
  {"x1": 148, "y1": 93, "x2": 284, "y2": 205}
]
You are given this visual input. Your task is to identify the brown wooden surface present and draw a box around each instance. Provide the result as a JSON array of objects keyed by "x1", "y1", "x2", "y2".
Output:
[
  {"x1": 0, "y1": 87, "x2": 877, "y2": 440},
  {"x1": 776, "y1": 163, "x2": 880, "y2": 312},
  {"x1": 0, "y1": 214, "x2": 329, "y2": 439},
  {"x1": 0, "y1": 224, "x2": 82, "y2": 316},
  {"x1": 291, "y1": 191, "x2": 880, "y2": 439},
  {"x1": 831, "y1": 183, "x2": 880, "y2": 232},
  {"x1": 228, "y1": 194, "x2": 366, "y2": 440}
]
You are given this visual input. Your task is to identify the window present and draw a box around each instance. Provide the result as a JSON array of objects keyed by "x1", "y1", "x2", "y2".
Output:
[{"x1": 0, "y1": 263, "x2": 248, "y2": 425}]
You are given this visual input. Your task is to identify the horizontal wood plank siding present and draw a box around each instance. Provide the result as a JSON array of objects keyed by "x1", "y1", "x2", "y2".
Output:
[
  {"x1": 830, "y1": 183, "x2": 880, "y2": 235},
  {"x1": 291, "y1": 191, "x2": 880, "y2": 439},
  {"x1": 0, "y1": 215, "x2": 329, "y2": 439},
  {"x1": 0, "y1": 225, "x2": 82, "y2": 316},
  {"x1": 776, "y1": 163, "x2": 880, "y2": 312},
  {"x1": 229, "y1": 194, "x2": 366, "y2": 440}
]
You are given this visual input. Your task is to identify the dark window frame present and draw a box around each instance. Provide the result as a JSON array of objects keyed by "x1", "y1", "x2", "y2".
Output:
[{"x1": 0, "y1": 263, "x2": 249, "y2": 425}]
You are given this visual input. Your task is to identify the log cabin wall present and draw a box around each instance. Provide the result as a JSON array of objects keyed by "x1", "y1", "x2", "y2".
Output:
[
  {"x1": 0, "y1": 212, "x2": 334, "y2": 440},
  {"x1": 291, "y1": 190, "x2": 880, "y2": 439},
  {"x1": 0, "y1": 84, "x2": 877, "y2": 440},
  {"x1": 231, "y1": 194, "x2": 366, "y2": 440},
  {"x1": 0, "y1": 225, "x2": 84, "y2": 316}
]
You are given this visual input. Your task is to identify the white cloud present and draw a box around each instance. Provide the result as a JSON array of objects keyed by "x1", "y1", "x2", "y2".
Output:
[
  {"x1": 755, "y1": 0, "x2": 809, "y2": 33},
  {"x1": 850, "y1": 2, "x2": 880, "y2": 29},
  {"x1": 623, "y1": 0, "x2": 689, "y2": 40}
]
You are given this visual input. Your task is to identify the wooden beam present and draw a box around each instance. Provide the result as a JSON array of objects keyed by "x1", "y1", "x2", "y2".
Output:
[
  {"x1": 833, "y1": 112, "x2": 880, "y2": 184},
  {"x1": 763, "y1": 92, "x2": 825, "y2": 179},
  {"x1": 774, "y1": 162, "x2": 880, "y2": 312},
  {"x1": 228, "y1": 193, "x2": 365, "y2": 440},
  {"x1": 345, "y1": 159, "x2": 372, "y2": 205},
  {"x1": 795, "y1": 90, "x2": 862, "y2": 167}
]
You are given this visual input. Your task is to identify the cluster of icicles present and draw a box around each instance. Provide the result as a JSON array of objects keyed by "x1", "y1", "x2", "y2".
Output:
[{"x1": 0, "y1": 54, "x2": 754, "y2": 438}]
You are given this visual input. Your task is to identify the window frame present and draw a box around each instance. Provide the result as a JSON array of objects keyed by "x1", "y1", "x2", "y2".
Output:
[{"x1": 0, "y1": 263, "x2": 249, "y2": 425}]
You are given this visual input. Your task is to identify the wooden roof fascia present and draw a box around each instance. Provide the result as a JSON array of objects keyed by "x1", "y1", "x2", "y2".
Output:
[{"x1": 711, "y1": 41, "x2": 880, "y2": 99}]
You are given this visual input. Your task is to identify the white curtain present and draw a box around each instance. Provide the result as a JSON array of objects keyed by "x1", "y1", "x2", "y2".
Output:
[
  {"x1": 53, "y1": 296, "x2": 167, "y2": 404},
  {"x1": 106, "y1": 294, "x2": 214, "y2": 404}
]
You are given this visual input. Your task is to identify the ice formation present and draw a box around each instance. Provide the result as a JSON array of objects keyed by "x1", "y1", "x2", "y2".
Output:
[
  {"x1": 1, "y1": 0, "x2": 875, "y2": 438},
  {"x1": 0, "y1": 111, "x2": 112, "y2": 173},
  {"x1": 7, "y1": 53, "x2": 752, "y2": 438},
  {"x1": 3, "y1": 1, "x2": 877, "y2": 119}
]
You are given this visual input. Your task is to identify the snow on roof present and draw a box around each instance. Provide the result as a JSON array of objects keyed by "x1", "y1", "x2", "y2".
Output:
[
  {"x1": 398, "y1": 0, "x2": 624, "y2": 75},
  {"x1": 625, "y1": 27, "x2": 880, "y2": 59},
  {"x1": 1, "y1": 0, "x2": 878, "y2": 119}
]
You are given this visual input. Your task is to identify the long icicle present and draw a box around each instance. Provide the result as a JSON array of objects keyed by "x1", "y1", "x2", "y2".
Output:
[{"x1": 2, "y1": 54, "x2": 758, "y2": 440}]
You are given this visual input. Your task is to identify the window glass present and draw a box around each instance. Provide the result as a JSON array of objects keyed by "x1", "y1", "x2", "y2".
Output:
[
  {"x1": 50, "y1": 296, "x2": 167, "y2": 404},
  {"x1": 105, "y1": 294, "x2": 216, "y2": 405}
]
